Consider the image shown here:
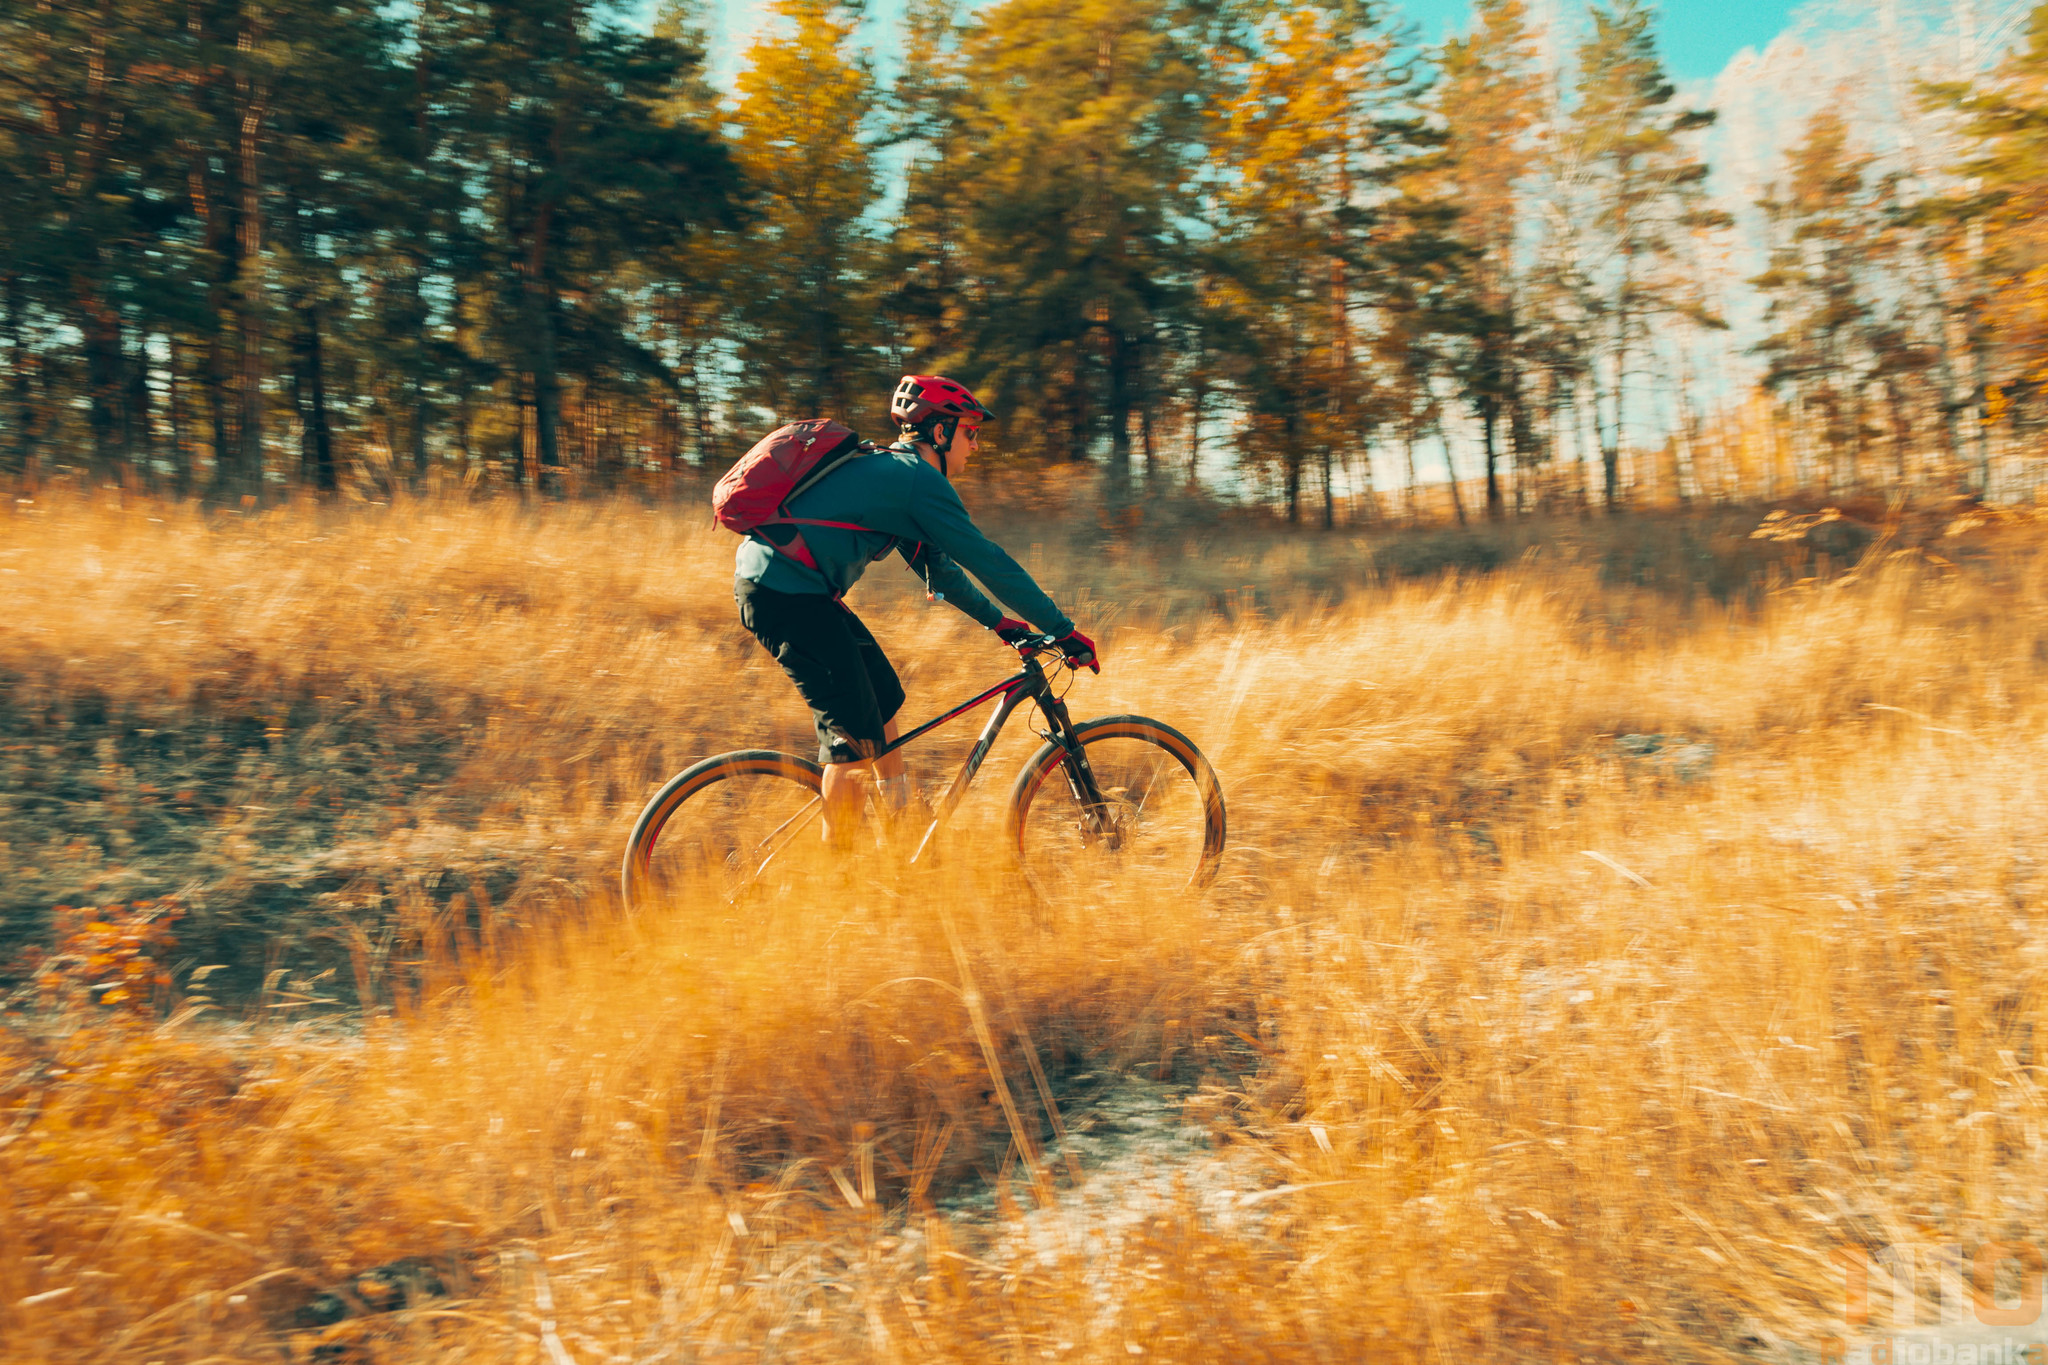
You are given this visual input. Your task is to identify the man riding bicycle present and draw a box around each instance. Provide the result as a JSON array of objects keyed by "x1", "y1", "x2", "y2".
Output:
[{"x1": 733, "y1": 374, "x2": 1099, "y2": 844}]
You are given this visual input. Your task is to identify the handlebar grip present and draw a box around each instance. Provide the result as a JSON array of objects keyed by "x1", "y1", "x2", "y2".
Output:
[{"x1": 1010, "y1": 634, "x2": 1070, "y2": 665}]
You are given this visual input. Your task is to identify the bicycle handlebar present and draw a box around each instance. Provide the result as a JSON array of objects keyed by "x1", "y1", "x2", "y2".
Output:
[{"x1": 1010, "y1": 633, "x2": 1071, "y2": 666}]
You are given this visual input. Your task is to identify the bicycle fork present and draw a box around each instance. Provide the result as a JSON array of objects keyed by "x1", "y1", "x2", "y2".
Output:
[
  {"x1": 1036, "y1": 692, "x2": 1122, "y2": 849},
  {"x1": 905, "y1": 666, "x2": 1117, "y2": 866}
]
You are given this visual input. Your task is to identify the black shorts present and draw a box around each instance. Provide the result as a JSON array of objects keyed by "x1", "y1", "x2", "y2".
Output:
[{"x1": 735, "y1": 578, "x2": 906, "y2": 766}]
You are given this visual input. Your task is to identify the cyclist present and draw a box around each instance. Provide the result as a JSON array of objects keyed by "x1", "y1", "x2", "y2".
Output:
[{"x1": 733, "y1": 375, "x2": 1099, "y2": 844}]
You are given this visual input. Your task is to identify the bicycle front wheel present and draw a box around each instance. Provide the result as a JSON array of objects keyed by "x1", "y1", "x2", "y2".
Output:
[
  {"x1": 622, "y1": 750, "x2": 824, "y2": 909},
  {"x1": 1006, "y1": 715, "x2": 1226, "y2": 903}
]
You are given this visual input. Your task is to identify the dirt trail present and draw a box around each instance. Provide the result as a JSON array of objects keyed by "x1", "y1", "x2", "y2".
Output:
[{"x1": 915, "y1": 1073, "x2": 1285, "y2": 1287}]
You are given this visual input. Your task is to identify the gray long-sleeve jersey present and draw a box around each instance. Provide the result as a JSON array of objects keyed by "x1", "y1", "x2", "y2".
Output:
[{"x1": 732, "y1": 442, "x2": 1074, "y2": 637}]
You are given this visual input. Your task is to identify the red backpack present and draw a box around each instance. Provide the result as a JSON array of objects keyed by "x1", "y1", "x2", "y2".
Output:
[{"x1": 711, "y1": 419, "x2": 873, "y2": 572}]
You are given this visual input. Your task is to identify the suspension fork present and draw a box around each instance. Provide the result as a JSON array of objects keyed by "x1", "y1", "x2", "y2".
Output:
[{"x1": 1035, "y1": 688, "x2": 1116, "y2": 835}]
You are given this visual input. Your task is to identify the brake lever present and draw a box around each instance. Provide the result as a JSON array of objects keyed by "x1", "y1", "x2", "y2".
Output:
[{"x1": 1011, "y1": 633, "x2": 1063, "y2": 661}]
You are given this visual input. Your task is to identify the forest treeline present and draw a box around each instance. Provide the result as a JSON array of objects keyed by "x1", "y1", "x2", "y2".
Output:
[{"x1": 4, "y1": 0, "x2": 2048, "y2": 520}]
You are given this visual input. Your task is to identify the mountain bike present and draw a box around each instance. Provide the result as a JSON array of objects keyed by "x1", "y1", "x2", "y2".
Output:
[{"x1": 621, "y1": 633, "x2": 1226, "y2": 906}]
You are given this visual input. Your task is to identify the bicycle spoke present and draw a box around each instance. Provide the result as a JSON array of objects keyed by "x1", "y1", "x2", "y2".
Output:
[
  {"x1": 1010, "y1": 721, "x2": 1223, "y2": 903},
  {"x1": 1123, "y1": 754, "x2": 1169, "y2": 815},
  {"x1": 743, "y1": 796, "x2": 825, "y2": 885},
  {"x1": 627, "y1": 756, "x2": 825, "y2": 907}
]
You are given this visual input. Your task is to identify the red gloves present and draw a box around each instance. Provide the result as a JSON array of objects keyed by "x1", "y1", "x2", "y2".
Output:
[
  {"x1": 994, "y1": 619, "x2": 1100, "y2": 673},
  {"x1": 1055, "y1": 628, "x2": 1100, "y2": 673}
]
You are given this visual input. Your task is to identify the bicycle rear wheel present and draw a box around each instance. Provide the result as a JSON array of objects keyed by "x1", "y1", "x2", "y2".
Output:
[
  {"x1": 1006, "y1": 715, "x2": 1226, "y2": 904},
  {"x1": 622, "y1": 750, "x2": 824, "y2": 908}
]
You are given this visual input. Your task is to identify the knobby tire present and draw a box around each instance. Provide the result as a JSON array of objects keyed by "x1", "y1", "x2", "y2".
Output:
[
  {"x1": 1005, "y1": 714, "x2": 1227, "y2": 902},
  {"x1": 622, "y1": 749, "x2": 824, "y2": 908}
]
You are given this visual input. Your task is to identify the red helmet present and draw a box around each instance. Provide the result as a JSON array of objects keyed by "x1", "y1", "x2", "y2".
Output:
[{"x1": 891, "y1": 375, "x2": 992, "y2": 434}]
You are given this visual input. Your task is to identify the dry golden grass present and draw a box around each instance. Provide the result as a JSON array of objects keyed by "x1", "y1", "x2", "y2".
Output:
[{"x1": 2, "y1": 485, "x2": 2045, "y2": 1362}]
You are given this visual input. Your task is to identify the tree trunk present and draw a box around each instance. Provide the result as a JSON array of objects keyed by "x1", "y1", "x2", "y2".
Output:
[
  {"x1": 690, "y1": 345, "x2": 715, "y2": 466},
  {"x1": 1887, "y1": 383, "x2": 1912, "y2": 487},
  {"x1": 205, "y1": 331, "x2": 230, "y2": 490},
  {"x1": 297, "y1": 303, "x2": 335, "y2": 491},
  {"x1": 1140, "y1": 401, "x2": 1156, "y2": 490},
  {"x1": 1971, "y1": 340, "x2": 1994, "y2": 495},
  {"x1": 168, "y1": 336, "x2": 189, "y2": 496},
  {"x1": 1480, "y1": 399, "x2": 1503, "y2": 521},
  {"x1": 68, "y1": 0, "x2": 124, "y2": 480},
  {"x1": 1502, "y1": 296, "x2": 1531, "y2": 518},
  {"x1": 513, "y1": 371, "x2": 531, "y2": 487},
  {"x1": 1791, "y1": 383, "x2": 1811, "y2": 491},
  {"x1": 1507, "y1": 357, "x2": 1535, "y2": 518},
  {"x1": 410, "y1": 360, "x2": 429, "y2": 486},
  {"x1": 232, "y1": 15, "x2": 271, "y2": 504},
  {"x1": 1577, "y1": 379, "x2": 1600, "y2": 511},
  {"x1": 1441, "y1": 423, "x2": 1467, "y2": 527},
  {"x1": 79, "y1": 291, "x2": 126, "y2": 481},
  {"x1": 1847, "y1": 360, "x2": 1868, "y2": 493},
  {"x1": 1403, "y1": 425, "x2": 1419, "y2": 524},
  {"x1": 581, "y1": 380, "x2": 600, "y2": 479},
  {"x1": 1283, "y1": 414, "x2": 1302, "y2": 525},
  {"x1": 196, "y1": 130, "x2": 234, "y2": 496},
  {"x1": 1673, "y1": 361, "x2": 1700, "y2": 509},
  {"x1": 128, "y1": 327, "x2": 154, "y2": 480},
  {"x1": 1602, "y1": 339, "x2": 1625, "y2": 512},
  {"x1": 1063, "y1": 356, "x2": 1090, "y2": 463},
  {"x1": 4, "y1": 273, "x2": 31, "y2": 475},
  {"x1": 523, "y1": 150, "x2": 563, "y2": 490},
  {"x1": 454, "y1": 381, "x2": 476, "y2": 477},
  {"x1": 1105, "y1": 330, "x2": 1133, "y2": 506},
  {"x1": 410, "y1": 1, "x2": 434, "y2": 487},
  {"x1": 530, "y1": 288, "x2": 562, "y2": 489}
]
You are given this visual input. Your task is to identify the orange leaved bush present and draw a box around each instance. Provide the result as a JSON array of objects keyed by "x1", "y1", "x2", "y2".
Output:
[{"x1": 8, "y1": 900, "x2": 183, "y2": 1017}]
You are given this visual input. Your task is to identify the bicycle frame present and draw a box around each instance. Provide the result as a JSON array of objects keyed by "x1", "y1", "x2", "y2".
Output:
[
  {"x1": 713, "y1": 639, "x2": 1111, "y2": 888},
  {"x1": 872, "y1": 640, "x2": 1112, "y2": 864}
]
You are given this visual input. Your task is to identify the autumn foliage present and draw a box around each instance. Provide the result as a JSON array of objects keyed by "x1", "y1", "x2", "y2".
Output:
[
  {"x1": 6, "y1": 901, "x2": 184, "y2": 1017},
  {"x1": 4, "y1": 0, "x2": 2043, "y2": 521}
]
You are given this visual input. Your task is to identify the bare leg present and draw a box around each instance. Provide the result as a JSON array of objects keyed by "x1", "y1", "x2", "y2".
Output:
[{"x1": 820, "y1": 716, "x2": 902, "y2": 845}]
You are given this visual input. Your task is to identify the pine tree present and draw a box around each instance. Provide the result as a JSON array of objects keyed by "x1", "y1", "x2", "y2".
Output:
[
  {"x1": 1205, "y1": 1, "x2": 1438, "y2": 525},
  {"x1": 268, "y1": 0, "x2": 409, "y2": 492},
  {"x1": 1432, "y1": 0, "x2": 1543, "y2": 519},
  {"x1": 883, "y1": 0, "x2": 972, "y2": 378},
  {"x1": 1206, "y1": 3, "x2": 1365, "y2": 522},
  {"x1": 1936, "y1": 4, "x2": 2048, "y2": 449},
  {"x1": 1560, "y1": 0, "x2": 1719, "y2": 511},
  {"x1": 651, "y1": 0, "x2": 743, "y2": 465},
  {"x1": 159, "y1": 0, "x2": 292, "y2": 502},
  {"x1": 728, "y1": 0, "x2": 883, "y2": 428},
  {"x1": 0, "y1": 0, "x2": 195, "y2": 481},
  {"x1": 951, "y1": 0, "x2": 1201, "y2": 486},
  {"x1": 439, "y1": 0, "x2": 741, "y2": 486},
  {"x1": 1751, "y1": 109, "x2": 1902, "y2": 492}
]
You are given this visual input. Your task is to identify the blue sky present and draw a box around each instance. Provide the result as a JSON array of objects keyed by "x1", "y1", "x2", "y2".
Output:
[
  {"x1": 674, "y1": 0, "x2": 1811, "y2": 86},
  {"x1": 1399, "y1": 0, "x2": 1802, "y2": 80}
]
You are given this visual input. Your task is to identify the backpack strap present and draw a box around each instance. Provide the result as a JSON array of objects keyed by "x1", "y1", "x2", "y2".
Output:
[
  {"x1": 781, "y1": 431, "x2": 868, "y2": 507},
  {"x1": 756, "y1": 437, "x2": 882, "y2": 580},
  {"x1": 773, "y1": 517, "x2": 876, "y2": 532},
  {"x1": 749, "y1": 437, "x2": 884, "y2": 589}
]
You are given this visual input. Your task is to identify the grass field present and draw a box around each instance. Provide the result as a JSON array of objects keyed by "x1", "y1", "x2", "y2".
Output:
[{"x1": 1, "y1": 483, "x2": 2044, "y2": 1363}]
